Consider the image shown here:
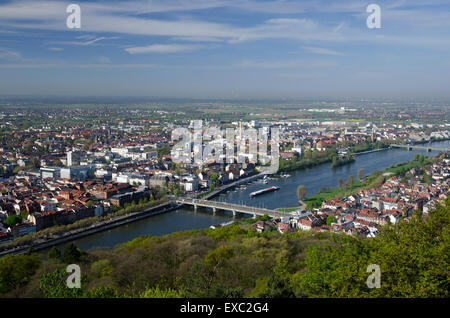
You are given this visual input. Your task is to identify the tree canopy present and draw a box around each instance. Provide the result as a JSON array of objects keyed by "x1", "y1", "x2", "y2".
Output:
[{"x1": 0, "y1": 197, "x2": 448, "y2": 298}]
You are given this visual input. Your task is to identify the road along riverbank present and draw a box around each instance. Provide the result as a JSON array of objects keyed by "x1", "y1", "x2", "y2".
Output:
[{"x1": 0, "y1": 202, "x2": 178, "y2": 257}]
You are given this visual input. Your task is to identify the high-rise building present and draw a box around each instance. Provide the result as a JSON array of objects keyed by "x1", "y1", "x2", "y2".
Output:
[{"x1": 67, "y1": 151, "x2": 72, "y2": 167}]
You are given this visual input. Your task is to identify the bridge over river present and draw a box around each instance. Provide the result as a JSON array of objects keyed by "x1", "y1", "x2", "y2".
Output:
[
  {"x1": 175, "y1": 198, "x2": 287, "y2": 219},
  {"x1": 391, "y1": 144, "x2": 450, "y2": 152}
]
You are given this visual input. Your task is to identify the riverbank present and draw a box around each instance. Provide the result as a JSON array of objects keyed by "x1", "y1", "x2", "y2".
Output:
[
  {"x1": 331, "y1": 156, "x2": 355, "y2": 168},
  {"x1": 303, "y1": 154, "x2": 433, "y2": 209},
  {"x1": 0, "y1": 202, "x2": 178, "y2": 257},
  {"x1": 201, "y1": 172, "x2": 264, "y2": 200},
  {"x1": 275, "y1": 199, "x2": 307, "y2": 213},
  {"x1": 278, "y1": 144, "x2": 389, "y2": 173}
]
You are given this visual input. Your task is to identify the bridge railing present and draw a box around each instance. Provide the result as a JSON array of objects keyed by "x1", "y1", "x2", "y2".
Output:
[
  {"x1": 177, "y1": 198, "x2": 283, "y2": 216},
  {"x1": 391, "y1": 144, "x2": 449, "y2": 151}
]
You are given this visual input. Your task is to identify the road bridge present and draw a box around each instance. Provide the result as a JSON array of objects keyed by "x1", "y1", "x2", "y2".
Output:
[
  {"x1": 175, "y1": 198, "x2": 287, "y2": 219},
  {"x1": 391, "y1": 144, "x2": 449, "y2": 152}
]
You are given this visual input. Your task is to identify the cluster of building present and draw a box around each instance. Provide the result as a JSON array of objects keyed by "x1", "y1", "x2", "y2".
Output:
[
  {"x1": 0, "y1": 172, "x2": 158, "y2": 242},
  {"x1": 0, "y1": 144, "x2": 262, "y2": 243},
  {"x1": 260, "y1": 155, "x2": 449, "y2": 237},
  {"x1": 0, "y1": 106, "x2": 449, "y2": 244},
  {"x1": 279, "y1": 121, "x2": 450, "y2": 153}
]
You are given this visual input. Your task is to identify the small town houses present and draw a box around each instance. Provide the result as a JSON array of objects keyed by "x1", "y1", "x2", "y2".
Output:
[
  {"x1": 0, "y1": 174, "x2": 155, "y2": 240},
  {"x1": 1, "y1": 112, "x2": 449, "y2": 243},
  {"x1": 255, "y1": 156, "x2": 449, "y2": 238}
]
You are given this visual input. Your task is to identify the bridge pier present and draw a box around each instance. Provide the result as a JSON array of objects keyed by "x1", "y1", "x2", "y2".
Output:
[{"x1": 176, "y1": 199, "x2": 277, "y2": 220}]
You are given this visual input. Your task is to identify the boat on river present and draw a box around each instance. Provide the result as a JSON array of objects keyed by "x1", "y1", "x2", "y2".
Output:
[{"x1": 249, "y1": 186, "x2": 280, "y2": 198}]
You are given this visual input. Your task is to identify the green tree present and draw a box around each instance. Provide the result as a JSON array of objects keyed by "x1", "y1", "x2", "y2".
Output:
[
  {"x1": 296, "y1": 185, "x2": 306, "y2": 201},
  {"x1": 345, "y1": 175, "x2": 354, "y2": 190},
  {"x1": 422, "y1": 173, "x2": 432, "y2": 185},
  {"x1": 0, "y1": 254, "x2": 40, "y2": 294},
  {"x1": 60, "y1": 243, "x2": 82, "y2": 264},
  {"x1": 137, "y1": 286, "x2": 184, "y2": 298},
  {"x1": 4, "y1": 214, "x2": 22, "y2": 227},
  {"x1": 326, "y1": 215, "x2": 337, "y2": 226},
  {"x1": 319, "y1": 187, "x2": 328, "y2": 193},
  {"x1": 357, "y1": 168, "x2": 364, "y2": 181},
  {"x1": 158, "y1": 145, "x2": 171, "y2": 158},
  {"x1": 204, "y1": 245, "x2": 234, "y2": 288},
  {"x1": 84, "y1": 285, "x2": 119, "y2": 298},
  {"x1": 258, "y1": 274, "x2": 295, "y2": 298},
  {"x1": 209, "y1": 173, "x2": 219, "y2": 184},
  {"x1": 48, "y1": 247, "x2": 61, "y2": 260},
  {"x1": 90, "y1": 259, "x2": 113, "y2": 278},
  {"x1": 331, "y1": 155, "x2": 337, "y2": 167},
  {"x1": 39, "y1": 269, "x2": 85, "y2": 298},
  {"x1": 294, "y1": 197, "x2": 450, "y2": 297}
]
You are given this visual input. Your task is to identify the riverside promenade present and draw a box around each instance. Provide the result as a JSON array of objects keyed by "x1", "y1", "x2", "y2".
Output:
[{"x1": 0, "y1": 201, "x2": 177, "y2": 257}]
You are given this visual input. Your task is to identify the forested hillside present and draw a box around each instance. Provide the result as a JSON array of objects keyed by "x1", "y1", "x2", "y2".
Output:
[{"x1": 1, "y1": 197, "x2": 449, "y2": 298}]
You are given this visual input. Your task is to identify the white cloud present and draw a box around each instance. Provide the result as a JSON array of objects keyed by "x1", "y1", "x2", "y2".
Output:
[
  {"x1": 0, "y1": 0, "x2": 448, "y2": 54},
  {"x1": 0, "y1": 1, "x2": 65, "y2": 20},
  {"x1": 303, "y1": 46, "x2": 345, "y2": 56},
  {"x1": 0, "y1": 48, "x2": 22, "y2": 60},
  {"x1": 52, "y1": 37, "x2": 118, "y2": 46},
  {"x1": 125, "y1": 44, "x2": 204, "y2": 54}
]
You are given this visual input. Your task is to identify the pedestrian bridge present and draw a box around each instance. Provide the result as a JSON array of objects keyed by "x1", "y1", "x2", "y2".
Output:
[
  {"x1": 175, "y1": 198, "x2": 286, "y2": 219},
  {"x1": 391, "y1": 144, "x2": 449, "y2": 152}
]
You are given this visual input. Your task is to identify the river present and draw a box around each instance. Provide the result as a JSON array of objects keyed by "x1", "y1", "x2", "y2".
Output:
[{"x1": 60, "y1": 140, "x2": 450, "y2": 251}]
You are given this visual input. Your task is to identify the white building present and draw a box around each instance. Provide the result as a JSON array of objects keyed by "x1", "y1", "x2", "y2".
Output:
[
  {"x1": 181, "y1": 176, "x2": 199, "y2": 192},
  {"x1": 40, "y1": 167, "x2": 61, "y2": 179},
  {"x1": 60, "y1": 165, "x2": 94, "y2": 180},
  {"x1": 95, "y1": 168, "x2": 112, "y2": 179},
  {"x1": 67, "y1": 151, "x2": 73, "y2": 167}
]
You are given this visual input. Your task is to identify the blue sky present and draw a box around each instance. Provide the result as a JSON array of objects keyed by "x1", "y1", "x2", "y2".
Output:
[{"x1": 0, "y1": 0, "x2": 449, "y2": 99}]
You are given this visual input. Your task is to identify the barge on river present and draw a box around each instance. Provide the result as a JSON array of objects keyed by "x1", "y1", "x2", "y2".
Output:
[{"x1": 249, "y1": 186, "x2": 280, "y2": 198}]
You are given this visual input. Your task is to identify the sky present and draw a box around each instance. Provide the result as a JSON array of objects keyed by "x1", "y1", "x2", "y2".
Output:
[{"x1": 0, "y1": 0, "x2": 449, "y2": 100}]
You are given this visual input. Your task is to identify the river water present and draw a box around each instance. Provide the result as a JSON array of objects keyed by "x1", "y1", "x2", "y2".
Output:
[{"x1": 63, "y1": 140, "x2": 450, "y2": 251}]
